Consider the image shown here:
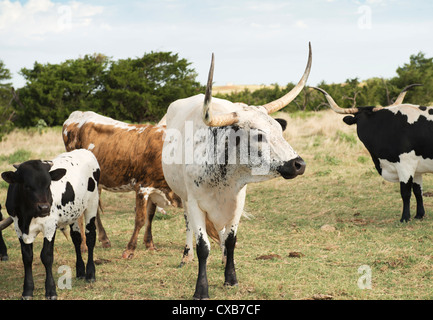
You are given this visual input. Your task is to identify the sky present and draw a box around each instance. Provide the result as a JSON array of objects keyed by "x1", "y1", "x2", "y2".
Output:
[{"x1": 0, "y1": 0, "x2": 432, "y2": 89}]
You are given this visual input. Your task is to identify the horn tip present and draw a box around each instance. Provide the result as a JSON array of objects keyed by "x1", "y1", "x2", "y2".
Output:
[
  {"x1": 402, "y1": 83, "x2": 423, "y2": 92},
  {"x1": 311, "y1": 86, "x2": 328, "y2": 96}
]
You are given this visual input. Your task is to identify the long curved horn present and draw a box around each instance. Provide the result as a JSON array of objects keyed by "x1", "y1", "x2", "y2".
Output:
[
  {"x1": 391, "y1": 83, "x2": 423, "y2": 106},
  {"x1": 262, "y1": 42, "x2": 312, "y2": 114},
  {"x1": 312, "y1": 87, "x2": 359, "y2": 114},
  {"x1": 373, "y1": 83, "x2": 423, "y2": 111},
  {"x1": 202, "y1": 53, "x2": 239, "y2": 127},
  {"x1": 0, "y1": 217, "x2": 13, "y2": 231}
]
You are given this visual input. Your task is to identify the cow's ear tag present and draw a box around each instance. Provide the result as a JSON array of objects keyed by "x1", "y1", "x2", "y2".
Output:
[{"x1": 49, "y1": 169, "x2": 67, "y2": 181}]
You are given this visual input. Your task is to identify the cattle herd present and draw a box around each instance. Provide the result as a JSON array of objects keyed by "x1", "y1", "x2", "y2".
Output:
[{"x1": 0, "y1": 43, "x2": 431, "y2": 300}]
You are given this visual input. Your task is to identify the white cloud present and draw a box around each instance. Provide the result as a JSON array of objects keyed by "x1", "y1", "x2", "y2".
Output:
[
  {"x1": 248, "y1": 1, "x2": 290, "y2": 12},
  {"x1": 0, "y1": 0, "x2": 432, "y2": 89},
  {"x1": 295, "y1": 20, "x2": 308, "y2": 29},
  {"x1": 0, "y1": 0, "x2": 104, "y2": 38}
]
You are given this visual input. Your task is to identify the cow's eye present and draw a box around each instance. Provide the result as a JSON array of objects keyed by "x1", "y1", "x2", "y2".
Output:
[{"x1": 24, "y1": 185, "x2": 33, "y2": 191}]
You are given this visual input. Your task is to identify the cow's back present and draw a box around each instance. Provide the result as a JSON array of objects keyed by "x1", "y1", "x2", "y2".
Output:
[
  {"x1": 63, "y1": 111, "x2": 181, "y2": 207},
  {"x1": 357, "y1": 106, "x2": 433, "y2": 162},
  {"x1": 50, "y1": 149, "x2": 100, "y2": 229}
]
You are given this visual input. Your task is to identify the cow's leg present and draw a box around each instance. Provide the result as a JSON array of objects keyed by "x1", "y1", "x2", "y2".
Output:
[
  {"x1": 70, "y1": 222, "x2": 86, "y2": 279},
  {"x1": 96, "y1": 188, "x2": 111, "y2": 248},
  {"x1": 188, "y1": 201, "x2": 210, "y2": 300},
  {"x1": 19, "y1": 239, "x2": 34, "y2": 300},
  {"x1": 221, "y1": 215, "x2": 241, "y2": 287},
  {"x1": 219, "y1": 228, "x2": 227, "y2": 265},
  {"x1": 78, "y1": 215, "x2": 87, "y2": 253},
  {"x1": 180, "y1": 224, "x2": 194, "y2": 267},
  {"x1": 223, "y1": 229, "x2": 238, "y2": 287},
  {"x1": 413, "y1": 174, "x2": 425, "y2": 220},
  {"x1": 0, "y1": 231, "x2": 8, "y2": 261},
  {"x1": 400, "y1": 177, "x2": 413, "y2": 222},
  {"x1": 0, "y1": 210, "x2": 8, "y2": 261},
  {"x1": 143, "y1": 200, "x2": 157, "y2": 250},
  {"x1": 85, "y1": 216, "x2": 96, "y2": 282},
  {"x1": 40, "y1": 235, "x2": 57, "y2": 300},
  {"x1": 122, "y1": 191, "x2": 147, "y2": 259},
  {"x1": 180, "y1": 201, "x2": 194, "y2": 267}
]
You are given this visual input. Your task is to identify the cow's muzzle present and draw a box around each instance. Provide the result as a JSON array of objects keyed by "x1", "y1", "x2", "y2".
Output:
[
  {"x1": 36, "y1": 203, "x2": 51, "y2": 217},
  {"x1": 277, "y1": 157, "x2": 306, "y2": 179}
]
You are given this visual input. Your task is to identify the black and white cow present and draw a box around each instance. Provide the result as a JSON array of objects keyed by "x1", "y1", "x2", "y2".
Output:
[
  {"x1": 0, "y1": 149, "x2": 100, "y2": 300},
  {"x1": 0, "y1": 205, "x2": 9, "y2": 261},
  {"x1": 162, "y1": 44, "x2": 311, "y2": 299},
  {"x1": 314, "y1": 85, "x2": 430, "y2": 222}
]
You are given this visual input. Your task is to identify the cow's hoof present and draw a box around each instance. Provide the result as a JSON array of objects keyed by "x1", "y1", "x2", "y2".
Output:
[
  {"x1": 179, "y1": 254, "x2": 194, "y2": 268},
  {"x1": 46, "y1": 295, "x2": 57, "y2": 300},
  {"x1": 122, "y1": 250, "x2": 134, "y2": 259},
  {"x1": 0, "y1": 255, "x2": 8, "y2": 261},
  {"x1": 179, "y1": 256, "x2": 194, "y2": 268},
  {"x1": 86, "y1": 277, "x2": 96, "y2": 283},
  {"x1": 224, "y1": 281, "x2": 239, "y2": 287},
  {"x1": 145, "y1": 244, "x2": 158, "y2": 251},
  {"x1": 101, "y1": 240, "x2": 111, "y2": 248},
  {"x1": 193, "y1": 287, "x2": 209, "y2": 300},
  {"x1": 21, "y1": 296, "x2": 33, "y2": 300}
]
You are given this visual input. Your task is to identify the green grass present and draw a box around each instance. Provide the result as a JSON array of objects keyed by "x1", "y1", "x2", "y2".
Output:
[
  {"x1": 1, "y1": 116, "x2": 433, "y2": 300},
  {"x1": 0, "y1": 149, "x2": 32, "y2": 164}
]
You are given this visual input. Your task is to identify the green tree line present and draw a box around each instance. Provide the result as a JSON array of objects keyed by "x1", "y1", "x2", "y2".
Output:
[
  {"x1": 0, "y1": 51, "x2": 432, "y2": 135},
  {"x1": 215, "y1": 52, "x2": 433, "y2": 113},
  {"x1": 4, "y1": 52, "x2": 204, "y2": 128}
]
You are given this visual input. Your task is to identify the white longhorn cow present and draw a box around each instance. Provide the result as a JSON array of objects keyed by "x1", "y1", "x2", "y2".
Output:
[{"x1": 162, "y1": 43, "x2": 312, "y2": 299}]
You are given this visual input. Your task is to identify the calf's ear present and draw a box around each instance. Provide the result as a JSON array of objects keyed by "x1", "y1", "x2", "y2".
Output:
[
  {"x1": 1, "y1": 171, "x2": 16, "y2": 184},
  {"x1": 49, "y1": 168, "x2": 67, "y2": 181}
]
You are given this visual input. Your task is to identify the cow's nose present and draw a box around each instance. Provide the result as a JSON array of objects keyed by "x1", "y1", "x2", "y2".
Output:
[
  {"x1": 37, "y1": 203, "x2": 51, "y2": 217},
  {"x1": 277, "y1": 157, "x2": 306, "y2": 179}
]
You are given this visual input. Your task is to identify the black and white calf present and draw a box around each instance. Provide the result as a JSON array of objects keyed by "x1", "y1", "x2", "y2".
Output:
[
  {"x1": 1, "y1": 149, "x2": 100, "y2": 300},
  {"x1": 314, "y1": 85, "x2": 431, "y2": 222}
]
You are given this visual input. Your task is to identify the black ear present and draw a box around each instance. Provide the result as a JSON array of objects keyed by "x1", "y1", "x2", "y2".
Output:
[
  {"x1": 275, "y1": 118, "x2": 287, "y2": 131},
  {"x1": 1, "y1": 171, "x2": 16, "y2": 184},
  {"x1": 343, "y1": 116, "x2": 357, "y2": 125},
  {"x1": 49, "y1": 168, "x2": 67, "y2": 181}
]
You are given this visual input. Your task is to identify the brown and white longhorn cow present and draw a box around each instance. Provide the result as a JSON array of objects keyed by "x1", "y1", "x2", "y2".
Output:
[{"x1": 62, "y1": 112, "x2": 183, "y2": 259}]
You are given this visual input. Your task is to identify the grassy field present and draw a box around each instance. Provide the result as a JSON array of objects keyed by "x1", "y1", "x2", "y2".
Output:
[{"x1": 1, "y1": 110, "x2": 433, "y2": 300}]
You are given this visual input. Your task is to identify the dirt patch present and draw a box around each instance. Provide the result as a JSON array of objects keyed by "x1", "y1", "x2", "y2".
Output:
[{"x1": 256, "y1": 254, "x2": 282, "y2": 260}]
